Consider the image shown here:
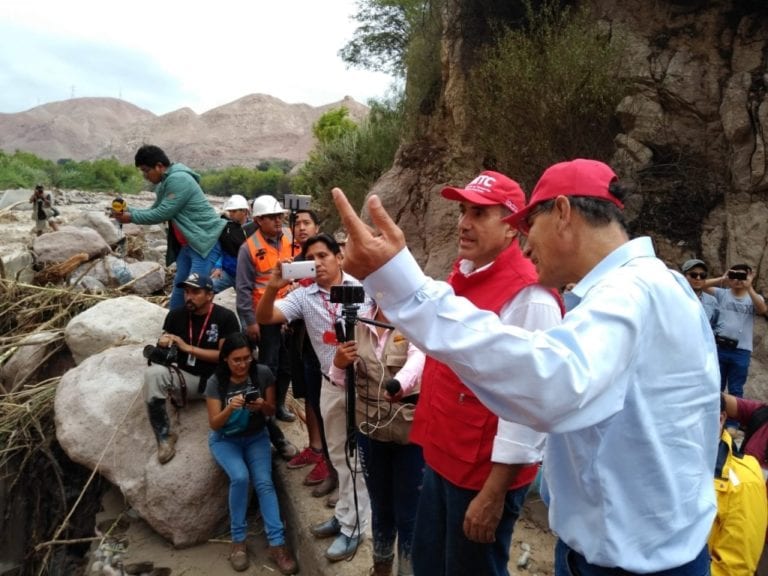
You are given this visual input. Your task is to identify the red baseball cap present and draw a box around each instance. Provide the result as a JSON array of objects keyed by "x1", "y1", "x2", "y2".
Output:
[
  {"x1": 504, "y1": 159, "x2": 622, "y2": 230},
  {"x1": 441, "y1": 170, "x2": 525, "y2": 215}
]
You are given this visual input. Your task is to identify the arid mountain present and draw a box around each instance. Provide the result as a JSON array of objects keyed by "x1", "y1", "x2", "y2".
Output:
[{"x1": 0, "y1": 94, "x2": 369, "y2": 170}]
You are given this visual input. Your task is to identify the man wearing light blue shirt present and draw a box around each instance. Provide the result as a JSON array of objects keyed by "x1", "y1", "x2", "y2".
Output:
[{"x1": 330, "y1": 159, "x2": 720, "y2": 575}]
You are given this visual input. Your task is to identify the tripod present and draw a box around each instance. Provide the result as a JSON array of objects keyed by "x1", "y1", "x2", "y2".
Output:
[{"x1": 337, "y1": 302, "x2": 394, "y2": 457}]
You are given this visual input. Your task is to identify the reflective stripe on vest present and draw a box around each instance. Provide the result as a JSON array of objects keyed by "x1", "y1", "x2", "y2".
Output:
[{"x1": 246, "y1": 229, "x2": 293, "y2": 307}]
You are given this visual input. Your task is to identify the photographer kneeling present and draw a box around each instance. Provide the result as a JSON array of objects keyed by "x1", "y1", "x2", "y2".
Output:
[{"x1": 144, "y1": 273, "x2": 240, "y2": 464}]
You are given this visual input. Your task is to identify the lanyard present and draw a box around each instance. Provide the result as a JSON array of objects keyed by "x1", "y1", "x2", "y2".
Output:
[
  {"x1": 188, "y1": 305, "x2": 214, "y2": 348},
  {"x1": 320, "y1": 291, "x2": 340, "y2": 329}
]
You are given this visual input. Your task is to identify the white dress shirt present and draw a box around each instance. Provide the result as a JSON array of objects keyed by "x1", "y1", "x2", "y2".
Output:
[{"x1": 363, "y1": 236, "x2": 719, "y2": 572}]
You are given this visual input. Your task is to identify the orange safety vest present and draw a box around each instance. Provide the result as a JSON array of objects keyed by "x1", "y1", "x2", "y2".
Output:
[{"x1": 246, "y1": 229, "x2": 294, "y2": 308}]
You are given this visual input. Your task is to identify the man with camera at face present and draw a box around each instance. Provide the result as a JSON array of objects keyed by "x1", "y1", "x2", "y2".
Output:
[
  {"x1": 29, "y1": 184, "x2": 60, "y2": 236},
  {"x1": 144, "y1": 272, "x2": 240, "y2": 464},
  {"x1": 703, "y1": 264, "x2": 767, "y2": 405}
]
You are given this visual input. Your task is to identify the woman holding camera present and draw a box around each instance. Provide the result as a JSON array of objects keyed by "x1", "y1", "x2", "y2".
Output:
[{"x1": 205, "y1": 332, "x2": 298, "y2": 574}]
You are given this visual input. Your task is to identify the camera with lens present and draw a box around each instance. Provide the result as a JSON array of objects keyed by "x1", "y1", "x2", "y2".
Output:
[
  {"x1": 727, "y1": 270, "x2": 748, "y2": 281},
  {"x1": 143, "y1": 344, "x2": 179, "y2": 366}
]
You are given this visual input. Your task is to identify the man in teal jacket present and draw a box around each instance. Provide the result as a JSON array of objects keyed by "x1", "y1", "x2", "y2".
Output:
[{"x1": 113, "y1": 145, "x2": 226, "y2": 308}]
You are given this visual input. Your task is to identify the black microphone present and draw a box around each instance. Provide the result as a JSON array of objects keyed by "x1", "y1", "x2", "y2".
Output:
[
  {"x1": 385, "y1": 378, "x2": 419, "y2": 404},
  {"x1": 385, "y1": 378, "x2": 401, "y2": 396}
]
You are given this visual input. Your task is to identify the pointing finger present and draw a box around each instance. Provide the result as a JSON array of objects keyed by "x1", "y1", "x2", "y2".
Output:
[{"x1": 366, "y1": 195, "x2": 405, "y2": 247}]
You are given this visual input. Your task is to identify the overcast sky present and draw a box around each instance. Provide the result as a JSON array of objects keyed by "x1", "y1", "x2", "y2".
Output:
[{"x1": 1, "y1": 0, "x2": 396, "y2": 116}]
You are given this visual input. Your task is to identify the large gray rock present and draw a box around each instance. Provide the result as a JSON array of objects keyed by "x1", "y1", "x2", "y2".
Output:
[
  {"x1": 33, "y1": 226, "x2": 110, "y2": 265},
  {"x1": 54, "y1": 345, "x2": 228, "y2": 547},
  {"x1": 0, "y1": 189, "x2": 32, "y2": 211},
  {"x1": 64, "y1": 296, "x2": 165, "y2": 364},
  {"x1": 0, "y1": 250, "x2": 34, "y2": 282},
  {"x1": 0, "y1": 331, "x2": 68, "y2": 394},
  {"x1": 69, "y1": 210, "x2": 120, "y2": 246},
  {"x1": 124, "y1": 260, "x2": 166, "y2": 294}
]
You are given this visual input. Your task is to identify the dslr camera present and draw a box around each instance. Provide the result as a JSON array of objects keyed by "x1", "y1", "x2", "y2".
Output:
[
  {"x1": 143, "y1": 344, "x2": 179, "y2": 367},
  {"x1": 727, "y1": 270, "x2": 748, "y2": 281}
]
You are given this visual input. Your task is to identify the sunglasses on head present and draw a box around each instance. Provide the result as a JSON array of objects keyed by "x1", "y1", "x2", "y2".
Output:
[{"x1": 687, "y1": 272, "x2": 707, "y2": 280}]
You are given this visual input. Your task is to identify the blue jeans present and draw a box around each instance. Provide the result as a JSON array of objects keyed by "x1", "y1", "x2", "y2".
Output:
[
  {"x1": 412, "y1": 465, "x2": 529, "y2": 576},
  {"x1": 554, "y1": 540, "x2": 710, "y2": 576},
  {"x1": 208, "y1": 428, "x2": 286, "y2": 546},
  {"x1": 717, "y1": 346, "x2": 751, "y2": 397},
  {"x1": 170, "y1": 242, "x2": 222, "y2": 309},
  {"x1": 357, "y1": 433, "x2": 424, "y2": 565},
  {"x1": 212, "y1": 269, "x2": 235, "y2": 293}
]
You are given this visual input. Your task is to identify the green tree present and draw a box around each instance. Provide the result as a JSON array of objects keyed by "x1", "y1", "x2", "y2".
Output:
[
  {"x1": 293, "y1": 95, "x2": 404, "y2": 230},
  {"x1": 312, "y1": 108, "x2": 358, "y2": 145},
  {"x1": 340, "y1": 0, "x2": 416, "y2": 76}
]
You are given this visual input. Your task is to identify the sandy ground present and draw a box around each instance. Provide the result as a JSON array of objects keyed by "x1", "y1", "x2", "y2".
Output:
[{"x1": 86, "y1": 410, "x2": 555, "y2": 576}]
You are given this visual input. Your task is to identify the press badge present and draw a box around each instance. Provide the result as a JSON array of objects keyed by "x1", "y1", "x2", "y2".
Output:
[{"x1": 187, "y1": 355, "x2": 196, "y2": 367}]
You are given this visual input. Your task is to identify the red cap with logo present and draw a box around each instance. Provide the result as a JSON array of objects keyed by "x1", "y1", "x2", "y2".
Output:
[
  {"x1": 441, "y1": 170, "x2": 525, "y2": 215},
  {"x1": 504, "y1": 159, "x2": 622, "y2": 230}
]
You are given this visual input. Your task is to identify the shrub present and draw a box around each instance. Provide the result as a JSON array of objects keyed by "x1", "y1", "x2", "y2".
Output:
[
  {"x1": 468, "y1": 0, "x2": 628, "y2": 188},
  {"x1": 292, "y1": 96, "x2": 405, "y2": 231}
]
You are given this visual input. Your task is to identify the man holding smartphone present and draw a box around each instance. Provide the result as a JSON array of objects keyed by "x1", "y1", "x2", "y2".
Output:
[{"x1": 704, "y1": 263, "x2": 767, "y2": 407}]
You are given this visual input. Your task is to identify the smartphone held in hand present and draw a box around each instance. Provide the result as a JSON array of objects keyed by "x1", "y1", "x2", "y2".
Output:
[{"x1": 281, "y1": 261, "x2": 316, "y2": 280}]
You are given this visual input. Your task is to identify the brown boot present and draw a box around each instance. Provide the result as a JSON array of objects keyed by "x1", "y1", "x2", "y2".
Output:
[
  {"x1": 369, "y1": 558, "x2": 393, "y2": 576},
  {"x1": 157, "y1": 432, "x2": 177, "y2": 464},
  {"x1": 311, "y1": 472, "x2": 338, "y2": 497},
  {"x1": 269, "y1": 544, "x2": 298, "y2": 575},
  {"x1": 229, "y1": 542, "x2": 249, "y2": 572}
]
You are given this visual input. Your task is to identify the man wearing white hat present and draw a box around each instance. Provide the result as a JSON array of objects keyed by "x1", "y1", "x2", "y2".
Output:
[{"x1": 211, "y1": 194, "x2": 256, "y2": 293}]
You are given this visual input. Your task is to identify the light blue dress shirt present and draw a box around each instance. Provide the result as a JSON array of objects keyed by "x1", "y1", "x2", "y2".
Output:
[{"x1": 364, "y1": 236, "x2": 719, "y2": 572}]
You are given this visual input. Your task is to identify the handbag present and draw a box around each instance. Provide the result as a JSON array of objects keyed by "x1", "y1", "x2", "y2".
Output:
[{"x1": 222, "y1": 408, "x2": 250, "y2": 436}]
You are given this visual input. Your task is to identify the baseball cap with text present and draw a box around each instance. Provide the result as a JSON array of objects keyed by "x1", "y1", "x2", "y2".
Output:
[
  {"x1": 505, "y1": 159, "x2": 623, "y2": 231},
  {"x1": 176, "y1": 272, "x2": 214, "y2": 291},
  {"x1": 441, "y1": 171, "x2": 525, "y2": 215}
]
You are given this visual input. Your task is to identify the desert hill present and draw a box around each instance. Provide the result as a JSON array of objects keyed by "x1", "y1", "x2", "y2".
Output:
[{"x1": 0, "y1": 94, "x2": 369, "y2": 170}]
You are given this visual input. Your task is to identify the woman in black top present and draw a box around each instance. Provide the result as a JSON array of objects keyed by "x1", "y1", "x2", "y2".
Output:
[{"x1": 205, "y1": 332, "x2": 298, "y2": 574}]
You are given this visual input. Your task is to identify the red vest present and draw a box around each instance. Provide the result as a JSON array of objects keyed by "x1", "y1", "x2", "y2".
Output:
[{"x1": 411, "y1": 242, "x2": 556, "y2": 490}]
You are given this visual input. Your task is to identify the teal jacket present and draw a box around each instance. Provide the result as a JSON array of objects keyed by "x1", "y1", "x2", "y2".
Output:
[{"x1": 128, "y1": 163, "x2": 225, "y2": 264}]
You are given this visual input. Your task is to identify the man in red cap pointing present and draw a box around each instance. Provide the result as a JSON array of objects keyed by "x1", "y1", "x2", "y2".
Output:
[
  {"x1": 410, "y1": 171, "x2": 562, "y2": 576},
  {"x1": 331, "y1": 159, "x2": 719, "y2": 576}
]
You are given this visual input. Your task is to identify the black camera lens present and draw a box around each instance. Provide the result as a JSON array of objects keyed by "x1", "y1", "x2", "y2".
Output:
[{"x1": 728, "y1": 270, "x2": 747, "y2": 280}]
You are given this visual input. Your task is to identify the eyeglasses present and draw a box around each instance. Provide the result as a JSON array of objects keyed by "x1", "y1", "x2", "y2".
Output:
[
  {"x1": 228, "y1": 356, "x2": 252, "y2": 365},
  {"x1": 686, "y1": 272, "x2": 707, "y2": 280}
]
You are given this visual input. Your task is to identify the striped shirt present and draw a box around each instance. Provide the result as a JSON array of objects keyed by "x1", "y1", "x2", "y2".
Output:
[{"x1": 275, "y1": 273, "x2": 373, "y2": 375}]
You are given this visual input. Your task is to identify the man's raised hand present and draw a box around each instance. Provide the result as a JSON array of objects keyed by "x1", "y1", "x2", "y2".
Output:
[{"x1": 331, "y1": 187, "x2": 406, "y2": 280}]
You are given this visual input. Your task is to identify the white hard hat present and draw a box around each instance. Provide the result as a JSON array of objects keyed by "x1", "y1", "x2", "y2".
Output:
[
  {"x1": 222, "y1": 194, "x2": 249, "y2": 212},
  {"x1": 251, "y1": 195, "x2": 285, "y2": 217}
]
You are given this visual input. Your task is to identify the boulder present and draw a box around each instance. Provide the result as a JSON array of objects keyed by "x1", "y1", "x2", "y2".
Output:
[
  {"x1": 64, "y1": 296, "x2": 165, "y2": 364},
  {"x1": 33, "y1": 226, "x2": 110, "y2": 265},
  {"x1": 0, "y1": 249, "x2": 35, "y2": 283},
  {"x1": 54, "y1": 345, "x2": 228, "y2": 547},
  {"x1": 70, "y1": 210, "x2": 120, "y2": 246},
  {"x1": 0, "y1": 189, "x2": 32, "y2": 211},
  {"x1": 213, "y1": 287, "x2": 238, "y2": 317},
  {"x1": 0, "y1": 331, "x2": 71, "y2": 394},
  {"x1": 124, "y1": 261, "x2": 166, "y2": 295},
  {"x1": 72, "y1": 255, "x2": 153, "y2": 290}
]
